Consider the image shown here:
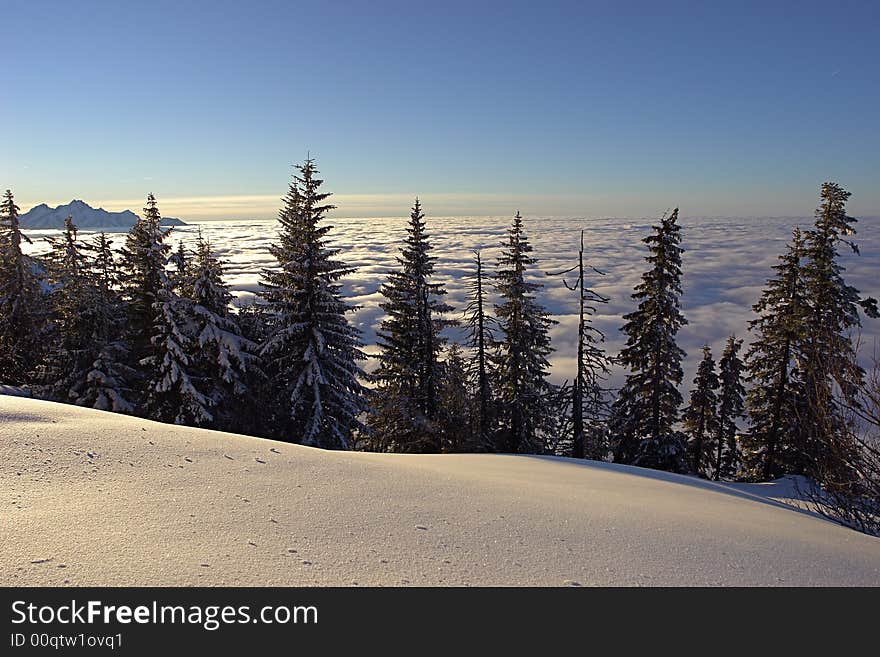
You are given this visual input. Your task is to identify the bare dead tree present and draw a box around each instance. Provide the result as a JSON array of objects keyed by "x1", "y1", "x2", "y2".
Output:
[{"x1": 547, "y1": 230, "x2": 612, "y2": 459}]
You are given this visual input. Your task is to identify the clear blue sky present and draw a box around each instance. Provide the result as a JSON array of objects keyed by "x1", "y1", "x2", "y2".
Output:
[{"x1": 3, "y1": 0, "x2": 879, "y2": 219}]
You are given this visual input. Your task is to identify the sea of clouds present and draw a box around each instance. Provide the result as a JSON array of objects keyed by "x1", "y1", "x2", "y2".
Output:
[{"x1": 23, "y1": 214, "x2": 880, "y2": 391}]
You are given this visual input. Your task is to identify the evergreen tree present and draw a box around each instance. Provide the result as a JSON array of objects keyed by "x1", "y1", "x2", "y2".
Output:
[
  {"x1": 435, "y1": 343, "x2": 472, "y2": 452},
  {"x1": 170, "y1": 239, "x2": 191, "y2": 296},
  {"x1": 115, "y1": 194, "x2": 205, "y2": 423},
  {"x1": 493, "y1": 211, "x2": 556, "y2": 454},
  {"x1": 91, "y1": 232, "x2": 120, "y2": 328},
  {"x1": 119, "y1": 193, "x2": 172, "y2": 369},
  {"x1": 742, "y1": 228, "x2": 809, "y2": 479},
  {"x1": 0, "y1": 189, "x2": 45, "y2": 384},
  {"x1": 799, "y1": 182, "x2": 870, "y2": 483},
  {"x1": 74, "y1": 232, "x2": 137, "y2": 413},
  {"x1": 188, "y1": 232, "x2": 229, "y2": 310},
  {"x1": 463, "y1": 249, "x2": 496, "y2": 451},
  {"x1": 540, "y1": 381, "x2": 575, "y2": 457},
  {"x1": 185, "y1": 232, "x2": 261, "y2": 432},
  {"x1": 237, "y1": 301, "x2": 273, "y2": 347},
  {"x1": 233, "y1": 300, "x2": 272, "y2": 436},
  {"x1": 259, "y1": 158, "x2": 369, "y2": 449},
  {"x1": 610, "y1": 208, "x2": 688, "y2": 472},
  {"x1": 368, "y1": 199, "x2": 454, "y2": 452},
  {"x1": 42, "y1": 217, "x2": 98, "y2": 399},
  {"x1": 714, "y1": 335, "x2": 745, "y2": 480},
  {"x1": 143, "y1": 285, "x2": 209, "y2": 425},
  {"x1": 78, "y1": 342, "x2": 138, "y2": 413},
  {"x1": 683, "y1": 346, "x2": 719, "y2": 477},
  {"x1": 548, "y1": 230, "x2": 612, "y2": 459}
]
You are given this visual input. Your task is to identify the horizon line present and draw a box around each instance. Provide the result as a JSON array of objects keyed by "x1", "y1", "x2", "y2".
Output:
[{"x1": 14, "y1": 193, "x2": 880, "y2": 222}]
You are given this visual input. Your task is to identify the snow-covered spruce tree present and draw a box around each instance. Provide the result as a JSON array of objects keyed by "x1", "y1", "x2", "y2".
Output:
[
  {"x1": 548, "y1": 230, "x2": 612, "y2": 459},
  {"x1": 119, "y1": 194, "x2": 173, "y2": 371},
  {"x1": 259, "y1": 158, "x2": 369, "y2": 449},
  {"x1": 799, "y1": 182, "x2": 874, "y2": 484},
  {"x1": 609, "y1": 208, "x2": 688, "y2": 472},
  {"x1": 541, "y1": 381, "x2": 574, "y2": 456},
  {"x1": 742, "y1": 228, "x2": 810, "y2": 479},
  {"x1": 116, "y1": 195, "x2": 205, "y2": 424},
  {"x1": 436, "y1": 343, "x2": 472, "y2": 452},
  {"x1": 90, "y1": 232, "x2": 121, "y2": 335},
  {"x1": 229, "y1": 300, "x2": 273, "y2": 436},
  {"x1": 74, "y1": 232, "x2": 137, "y2": 413},
  {"x1": 170, "y1": 239, "x2": 191, "y2": 297},
  {"x1": 713, "y1": 335, "x2": 745, "y2": 480},
  {"x1": 367, "y1": 198, "x2": 454, "y2": 452},
  {"x1": 463, "y1": 249, "x2": 496, "y2": 451},
  {"x1": 0, "y1": 189, "x2": 48, "y2": 385},
  {"x1": 0, "y1": 189, "x2": 46, "y2": 385},
  {"x1": 41, "y1": 216, "x2": 99, "y2": 399},
  {"x1": 143, "y1": 281, "x2": 210, "y2": 426},
  {"x1": 237, "y1": 300, "x2": 273, "y2": 346},
  {"x1": 683, "y1": 345, "x2": 719, "y2": 477},
  {"x1": 492, "y1": 211, "x2": 556, "y2": 454},
  {"x1": 184, "y1": 231, "x2": 261, "y2": 432}
]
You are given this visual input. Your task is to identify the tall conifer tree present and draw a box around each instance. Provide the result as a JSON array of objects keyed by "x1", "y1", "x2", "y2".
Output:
[
  {"x1": 799, "y1": 182, "x2": 871, "y2": 483},
  {"x1": 75, "y1": 232, "x2": 137, "y2": 413},
  {"x1": 0, "y1": 189, "x2": 45, "y2": 384},
  {"x1": 171, "y1": 240, "x2": 192, "y2": 297},
  {"x1": 743, "y1": 228, "x2": 809, "y2": 479},
  {"x1": 42, "y1": 217, "x2": 98, "y2": 399},
  {"x1": 714, "y1": 335, "x2": 745, "y2": 480},
  {"x1": 493, "y1": 211, "x2": 555, "y2": 454},
  {"x1": 259, "y1": 158, "x2": 368, "y2": 449},
  {"x1": 119, "y1": 193, "x2": 172, "y2": 369},
  {"x1": 118, "y1": 197, "x2": 204, "y2": 424},
  {"x1": 143, "y1": 281, "x2": 208, "y2": 425},
  {"x1": 609, "y1": 208, "x2": 688, "y2": 472},
  {"x1": 184, "y1": 232, "x2": 260, "y2": 432},
  {"x1": 368, "y1": 199, "x2": 454, "y2": 452},
  {"x1": 683, "y1": 345, "x2": 719, "y2": 477},
  {"x1": 436, "y1": 343, "x2": 472, "y2": 452}
]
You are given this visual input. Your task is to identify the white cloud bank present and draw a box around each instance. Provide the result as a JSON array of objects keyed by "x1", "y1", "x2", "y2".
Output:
[{"x1": 24, "y1": 214, "x2": 880, "y2": 391}]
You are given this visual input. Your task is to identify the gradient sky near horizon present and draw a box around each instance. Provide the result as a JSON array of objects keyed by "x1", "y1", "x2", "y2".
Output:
[{"x1": 3, "y1": 0, "x2": 879, "y2": 220}]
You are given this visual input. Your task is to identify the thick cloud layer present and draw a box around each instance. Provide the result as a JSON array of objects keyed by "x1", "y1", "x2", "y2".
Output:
[{"x1": 23, "y1": 214, "x2": 880, "y2": 391}]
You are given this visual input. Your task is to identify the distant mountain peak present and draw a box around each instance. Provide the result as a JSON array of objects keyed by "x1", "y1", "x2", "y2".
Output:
[{"x1": 20, "y1": 199, "x2": 186, "y2": 229}]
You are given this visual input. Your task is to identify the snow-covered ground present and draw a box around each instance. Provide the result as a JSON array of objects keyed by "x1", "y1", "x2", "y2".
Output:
[
  {"x1": 20, "y1": 214, "x2": 880, "y2": 387},
  {"x1": 2, "y1": 395, "x2": 878, "y2": 586}
]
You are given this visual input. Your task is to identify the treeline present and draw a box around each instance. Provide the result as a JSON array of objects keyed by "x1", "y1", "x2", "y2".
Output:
[{"x1": 0, "y1": 161, "x2": 877, "y2": 529}]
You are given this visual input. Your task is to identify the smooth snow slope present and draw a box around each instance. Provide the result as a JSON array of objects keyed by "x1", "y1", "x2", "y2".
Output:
[{"x1": 2, "y1": 396, "x2": 878, "y2": 586}]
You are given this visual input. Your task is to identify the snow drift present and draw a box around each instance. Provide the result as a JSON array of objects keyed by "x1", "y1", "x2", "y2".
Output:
[{"x1": 1, "y1": 395, "x2": 878, "y2": 586}]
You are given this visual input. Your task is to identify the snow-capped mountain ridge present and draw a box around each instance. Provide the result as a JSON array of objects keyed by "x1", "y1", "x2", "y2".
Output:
[{"x1": 20, "y1": 199, "x2": 186, "y2": 229}]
